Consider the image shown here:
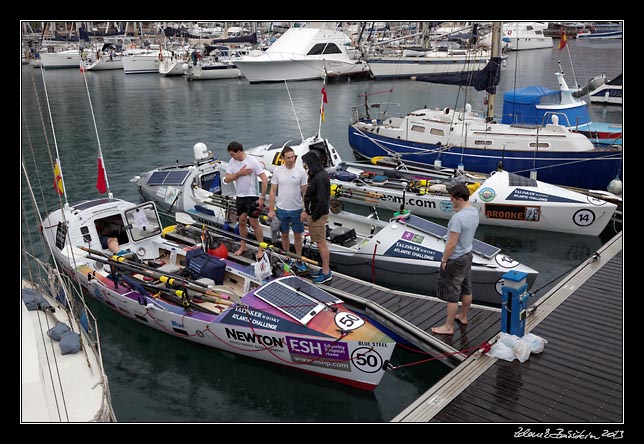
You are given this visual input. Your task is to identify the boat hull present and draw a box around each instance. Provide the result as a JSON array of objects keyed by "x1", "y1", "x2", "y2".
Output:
[
  {"x1": 235, "y1": 57, "x2": 369, "y2": 83},
  {"x1": 366, "y1": 52, "x2": 489, "y2": 80},
  {"x1": 122, "y1": 54, "x2": 162, "y2": 74},
  {"x1": 331, "y1": 170, "x2": 617, "y2": 236},
  {"x1": 503, "y1": 37, "x2": 553, "y2": 50},
  {"x1": 40, "y1": 199, "x2": 394, "y2": 391},
  {"x1": 68, "y1": 262, "x2": 393, "y2": 390},
  {"x1": 589, "y1": 85, "x2": 622, "y2": 105},
  {"x1": 159, "y1": 59, "x2": 185, "y2": 76},
  {"x1": 32, "y1": 51, "x2": 81, "y2": 69},
  {"x1": 577, "y1": 31, "x2": 622, "y2": 39},
  {"x1": 348, "y1": 124, "x2": 622, "y2": 191},
  {"x1": 326, "y1": 250, "x2": 537, "y2": 306},
  {"x1": 85, "y1": 57, "x2": 123, "y2": 71},
  {"x1": 185, "y1": 64, "x2": 241, "y2": 80}
]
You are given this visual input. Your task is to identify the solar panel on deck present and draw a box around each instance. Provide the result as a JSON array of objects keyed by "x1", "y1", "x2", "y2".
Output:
[
  {"x1": 404, "y1": 214, "x2": 500, "y2": 259},
  {"x1": 405, "y1": 214, "x2": 448, "y2": 238},
  {"x1": 472, "y1": 239, "x2": 500, "y2": 259},
  {"x1": 254, "y1": 278, "x2": 327, "y2": 325},
  {"x1": 507, "y1": 173, "x2": 537, "y2": 187},
  {"x1": 146, "y1": 170, "x2": 190, "y2": 186},
  {"x1": 280, "y1": 276, "x2": 342, "y2": 304}
]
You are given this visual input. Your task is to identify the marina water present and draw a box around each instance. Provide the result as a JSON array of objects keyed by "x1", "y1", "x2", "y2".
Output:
[{"x1": 21, "y1": 38, "x2": 622, "y2": 423}]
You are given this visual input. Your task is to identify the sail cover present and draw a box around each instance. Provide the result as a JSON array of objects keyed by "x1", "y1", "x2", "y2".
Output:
[{"x1": 415, "y1": 57, "x2": 503, "y2": 94}]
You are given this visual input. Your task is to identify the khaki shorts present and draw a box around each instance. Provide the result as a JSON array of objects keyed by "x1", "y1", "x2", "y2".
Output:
[
  {"x1": 436, "y1": 252, "x2": 473, "y2": 303},
  {"x1": 307, "y1": 214, "x2": 328, "y2": 243}
]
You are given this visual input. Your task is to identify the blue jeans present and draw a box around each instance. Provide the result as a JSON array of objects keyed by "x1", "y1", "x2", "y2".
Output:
[{"x1": 276, "y1": 208, "x2": 304, "y2": 234}]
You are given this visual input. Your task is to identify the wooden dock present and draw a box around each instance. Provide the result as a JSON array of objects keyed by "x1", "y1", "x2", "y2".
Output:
[
  {"x1": 392, "y1": 231, "x2": 622, "y2": 422},
  {"x1": 319, "y1": 273, "x2": 500, "y2": 366}
]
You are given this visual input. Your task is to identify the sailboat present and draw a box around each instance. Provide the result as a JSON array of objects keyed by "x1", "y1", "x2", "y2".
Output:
[
  {"x1": 500, "y1": 70, "x2": 622, "y2": 147},
  {"x1": 21, "y1": 253, "x2": 116, "y2": 421},
  {"x1": 365, "y1": 22, "x2": 492, "y2": 80},
  {"x1": 28, "y1": 66, "x2": 396, "y2": 391},
  {"x1": 348, "y1": 22, "x2": 622, "y2": 192},
  {"x1": 21, "y1": 157, "x2": 115, "y2": 422}
]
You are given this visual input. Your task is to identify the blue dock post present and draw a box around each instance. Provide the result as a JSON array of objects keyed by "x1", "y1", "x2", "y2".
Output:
[{"x1": 501, "y1": 270, "x2": 529, "y2": 337}]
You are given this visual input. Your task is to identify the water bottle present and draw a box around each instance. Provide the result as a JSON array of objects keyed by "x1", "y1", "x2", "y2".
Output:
[{"x1": 169, "y1": 247, "x2": 177, "y2": 264}]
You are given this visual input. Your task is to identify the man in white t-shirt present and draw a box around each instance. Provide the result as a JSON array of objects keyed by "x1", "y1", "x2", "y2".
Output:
[
  {"x1": 267, "y1": 146, "x2": 308, "y2": 271},
  {"x1": 224, "y1": 141, "x2": 269, "y2": 256}
]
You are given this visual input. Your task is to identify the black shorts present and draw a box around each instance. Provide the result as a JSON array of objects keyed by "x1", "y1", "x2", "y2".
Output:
[
  {"x1": 436, "y1": 252, "x2": 473, "y2": 303},
  {"x1": 236, "y1": 196, "x2": 260, "y2": 218}
]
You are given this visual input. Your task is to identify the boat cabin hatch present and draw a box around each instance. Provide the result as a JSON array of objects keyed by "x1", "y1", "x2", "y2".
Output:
[
  {"x1": 78, "y1": 201, "x2": 162, "y2": 253},
  {"x1": 199, "y1": 170, "x2": 222, "y2": 194}
]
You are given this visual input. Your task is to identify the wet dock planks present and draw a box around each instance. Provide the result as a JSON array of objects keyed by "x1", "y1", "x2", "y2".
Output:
[
  {"x1": 318, "y1": 273, "x2": 500, "y2": 365},
  {"x1": 392, "y1": 231, "x2": 622, "y2": 423}
]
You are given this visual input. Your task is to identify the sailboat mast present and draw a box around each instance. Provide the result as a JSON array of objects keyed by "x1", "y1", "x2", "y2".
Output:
[
  {"x1": 421, "y1": 22, "x2": 430, "y2": 49},
  {"x1": 487, "y1": 21, "x2": 502, "y2": 122}
]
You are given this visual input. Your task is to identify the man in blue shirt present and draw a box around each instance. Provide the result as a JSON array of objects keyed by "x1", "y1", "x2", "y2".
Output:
[{"x1": 432, "y1": 183, "x2": 480, "y2": 335}]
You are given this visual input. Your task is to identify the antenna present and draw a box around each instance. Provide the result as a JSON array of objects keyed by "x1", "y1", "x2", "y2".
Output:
[
  {"x1": 80, "y1": 63, "x2": 112, "y2": 198},
  {"x1": 284, "y1": 80, "x2": 304, "y2": 141},
  {"x1": 38, "y1": 65, "x2": 69, "y2": 207},
  {"x1": 317, "y1": 71, "x2": 328, "y2": 138}
]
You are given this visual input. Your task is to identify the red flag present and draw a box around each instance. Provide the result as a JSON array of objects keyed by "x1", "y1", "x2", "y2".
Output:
[
  {"x1": 321, "y1": 86, "x2": 328, "y2": 103},
  {"x1": 96, "y1": 157, "x2": 107, "y2": 194},
  {"x1": 558, "y1": 30, "x2": 567, "y2": 50}
]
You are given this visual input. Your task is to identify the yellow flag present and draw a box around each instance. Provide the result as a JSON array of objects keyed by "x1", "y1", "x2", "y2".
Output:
[{"x1": 53, "y1": 159, "x2": 64, "y2": 195}]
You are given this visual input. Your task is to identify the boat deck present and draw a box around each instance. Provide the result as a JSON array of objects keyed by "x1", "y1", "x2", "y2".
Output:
[
  {"x1": 225, "y1": 243, "x2": 501, "y2": 367},
  {"x1": 392, "y1": 231, "x2": 622, "y2": 423}
]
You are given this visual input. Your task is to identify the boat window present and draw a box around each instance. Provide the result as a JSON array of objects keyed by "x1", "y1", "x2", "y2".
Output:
[
  {"x1": 124, "y1": 202, "x2": 162, "y2": 242},
  {"x1": 308, "y1": 140, "x2": 330, "y2": 167},
  {"x1": 474, "y1": 140, "x2": 493, "y2": 145},
  {"x1": 410, "y1": 124, "x2": 426, "y2": 133},
  {"x1": 529, "y1": 142, "x2": 550, "y2": 149},
  {"x1": 80, "y1": 225, "x2": 92, "y2": 242},
  {"x1": 307, "y1": 43, "x2": 342, "y2": 55},
  {"x1": 430, "y1": 128, "x2": 444, "y2": 136},
  {"x1": 539, "y1": 93, "x2": 561, "y2": 105}
]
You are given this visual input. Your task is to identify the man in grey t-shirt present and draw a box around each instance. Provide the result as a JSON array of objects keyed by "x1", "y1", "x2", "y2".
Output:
[{"x1": 431, "y1": 183, "x2": 480, "y2": 335}]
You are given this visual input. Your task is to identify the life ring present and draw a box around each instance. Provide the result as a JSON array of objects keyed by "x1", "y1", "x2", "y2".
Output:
[{"x1": 507, "y1": 29, "x2": 512, "y2": 35}]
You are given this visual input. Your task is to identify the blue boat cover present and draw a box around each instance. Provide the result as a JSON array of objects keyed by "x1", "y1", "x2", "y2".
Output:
[
  {"x1": 415, "y1": 57, "x2": 503, "y2": 94},
  {"x1": 503, "y1": 86, "x2": 558, "y2": 104},
  {"x1": 501, "y1": 86, "x2": 590, "y2": 126}
]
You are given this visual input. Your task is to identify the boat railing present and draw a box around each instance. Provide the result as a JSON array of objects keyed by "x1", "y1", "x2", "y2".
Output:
[{"x1": 351, "y1": 102, "x2": 403, "y2": 124}]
